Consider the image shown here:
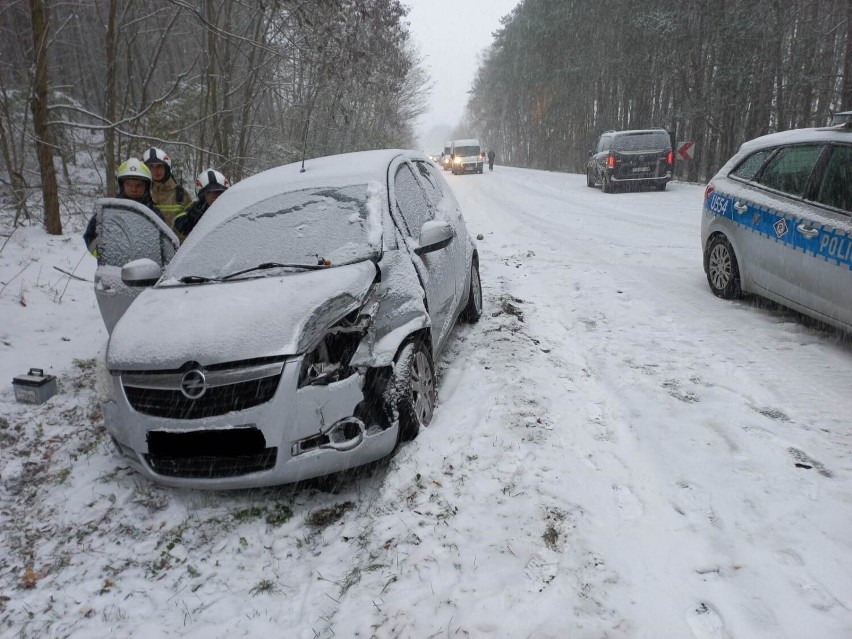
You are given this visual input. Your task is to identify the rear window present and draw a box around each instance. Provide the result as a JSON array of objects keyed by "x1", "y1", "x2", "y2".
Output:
[
  {"x1": 612, "y1": 132, "x2": 670, "y2": 152},
  {"x1": 731, "y1": 149, "x2": 774, "y2": 181}
]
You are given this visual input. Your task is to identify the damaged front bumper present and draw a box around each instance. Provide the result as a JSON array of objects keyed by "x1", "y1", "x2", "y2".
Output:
[{"x1": 104, "y1": 356, "x2": 398, "y2": 489}]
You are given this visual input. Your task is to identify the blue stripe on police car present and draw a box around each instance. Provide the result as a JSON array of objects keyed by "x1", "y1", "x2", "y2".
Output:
[{"x1": 707, "y1": 191, "x2": 852, "y2": 270}]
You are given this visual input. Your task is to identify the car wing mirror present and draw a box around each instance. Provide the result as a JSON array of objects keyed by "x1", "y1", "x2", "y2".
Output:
[
  {"x1": 121, "y1": 258, "x2": 163, "y2": 287},
  {"x1": 415, "y1": 220, "x2": 454, "y2": 255}
]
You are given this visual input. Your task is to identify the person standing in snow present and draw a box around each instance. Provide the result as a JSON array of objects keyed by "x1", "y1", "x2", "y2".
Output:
[
  {"x1": 141, "y1": 147, "x2": 191, "y2": 230},
  {"x1": 173, "y1": 169, "x2": 230, "y2": 239},
  {"x1": 83, "y1": 158, "x2": 164, "y2": 254},
  {"x1": 487, "y1": 149, "x2": 496, "y2": 171}
]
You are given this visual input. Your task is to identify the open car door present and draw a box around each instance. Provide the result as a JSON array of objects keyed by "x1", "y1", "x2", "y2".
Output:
[{"x1": 93, "y1": 198, "x2": 180, "y2": 334}]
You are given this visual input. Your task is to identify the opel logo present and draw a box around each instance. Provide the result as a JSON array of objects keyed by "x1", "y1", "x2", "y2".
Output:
[{"x1": 180, "y1": 369, "x2": 207, "y2": 400}]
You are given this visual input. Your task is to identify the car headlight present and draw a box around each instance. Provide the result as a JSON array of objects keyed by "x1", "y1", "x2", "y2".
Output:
[
  {"x1": 454, "y1": 157, "x2": 462, "y2": 164},
  {"x1": 298, "y1": 310, "x2": 371, "y2": 388}
]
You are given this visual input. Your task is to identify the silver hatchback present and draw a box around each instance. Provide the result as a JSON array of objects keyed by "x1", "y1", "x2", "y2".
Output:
[
  {"x1": 701, "y1": 117, "x2": 852, "y2": 331},
  {"x1": 92, "y1": 150, "x2": 482, "y2": 488}
]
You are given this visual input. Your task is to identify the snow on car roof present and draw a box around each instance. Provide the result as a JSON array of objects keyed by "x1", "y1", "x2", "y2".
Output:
[
  {"x1": 738, "y1": 125, "x2": 851, "y2": 154},
  {"x1": 206, "y1": 149, "x2": 410, "y2": 219}
]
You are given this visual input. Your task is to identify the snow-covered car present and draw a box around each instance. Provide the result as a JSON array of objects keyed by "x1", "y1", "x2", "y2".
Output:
[
  {"x1": 701, "y1": 119, "x2": 852, "y2": 331},
  {"x1": 92, "y1": 149, "x2": 482, "y2": 488}
]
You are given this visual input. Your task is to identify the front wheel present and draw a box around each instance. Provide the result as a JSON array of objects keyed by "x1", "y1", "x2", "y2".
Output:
[
  {"x1": 706, "y1": 235, "x2": 743, "y2": 299},
  {"x1": 394, "y1": 340, "x2": 437, "y2": 442},
  {"x1": 460, "y1": 259, "x2": 482, "y2": 323}
]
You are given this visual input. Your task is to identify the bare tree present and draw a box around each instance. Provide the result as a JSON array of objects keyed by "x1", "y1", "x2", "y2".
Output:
[{"x1": 29, "y1": 0, "x2": 60, "y2": 234}]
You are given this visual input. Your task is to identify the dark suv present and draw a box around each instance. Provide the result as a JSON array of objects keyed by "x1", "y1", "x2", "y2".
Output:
[{"x1": 587, "y1": 129, "x2": 673, "y2": 193}]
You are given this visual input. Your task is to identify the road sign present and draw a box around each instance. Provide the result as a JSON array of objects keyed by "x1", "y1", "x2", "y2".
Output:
[{"x1": 677, "y1": 140, "x2": 695, "y2": 161}]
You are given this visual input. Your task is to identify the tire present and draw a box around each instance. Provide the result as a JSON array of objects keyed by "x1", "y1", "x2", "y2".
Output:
[
  {"x1": 394, "y1": 340, "x2": 437, "y2": 442},
  {"x1": 602, "y1": 173, "x2": 614, "y2": 193},
  {"x1": 656, "y1": 181, "x2": 667, "y2": 191},
  {"x1": 706, "y1": 235, "x2": 743, "y2": 299},
  {"x1": 586, "y1": 170, "x2": 596, "y2": 188},
  {"x1": 460, "y1": 259, "x2": 482, "y2": 323}
]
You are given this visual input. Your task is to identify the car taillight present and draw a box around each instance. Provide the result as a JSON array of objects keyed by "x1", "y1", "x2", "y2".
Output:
[
  {"x1": 607, "y1": 154, "x2": 615, "y2": 168},
  {"x1": 704, "y1": 184, "x2": 715, "y2": 201},
  {"x1": 666, "y1": 151, "x2": 673, "y2": 164}
]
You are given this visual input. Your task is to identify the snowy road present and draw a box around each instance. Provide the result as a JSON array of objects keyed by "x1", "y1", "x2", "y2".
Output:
[{"x1": 2, "y1": 166, "x2": 852, "y2": 638}]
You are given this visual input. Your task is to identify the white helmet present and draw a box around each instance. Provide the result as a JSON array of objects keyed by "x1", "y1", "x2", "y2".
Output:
[
  {"x1": 141, "y1": 147, "x2": 172, "y2": 169},
  {"x1": 195, "y1": 169, "x2": 230, "y2": 196}
]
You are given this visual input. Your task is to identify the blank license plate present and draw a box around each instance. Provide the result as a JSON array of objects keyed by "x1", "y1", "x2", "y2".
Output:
[{"x1": 632, "y1": 167, "x2": 651, "y2": 173}]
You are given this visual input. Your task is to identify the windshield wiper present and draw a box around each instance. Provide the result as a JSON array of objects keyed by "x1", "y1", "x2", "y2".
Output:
[
  {"x1": 219, "y1": 261, "x2": 328, "y2": 281},
  {"x1": 178, "y1": 275, "x2": 215, "y2": 284}
]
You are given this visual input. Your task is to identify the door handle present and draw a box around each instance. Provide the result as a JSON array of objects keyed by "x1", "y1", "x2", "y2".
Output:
[
  {"x1": 733, "y1": 201, "x2": 748, "y2": 214},
  {"x1": 796, "y1": 224, "x2": 819, "y2": 239}
]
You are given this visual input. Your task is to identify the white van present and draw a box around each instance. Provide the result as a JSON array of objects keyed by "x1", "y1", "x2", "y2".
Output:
[{"x1": 450, "y1": 138, "x2": 484, "y2": 175}]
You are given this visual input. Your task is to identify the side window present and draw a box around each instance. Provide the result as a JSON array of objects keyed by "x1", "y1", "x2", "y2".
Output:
[
  {"x1": 597, "y1": 136, "x2": 611, "y2": 153},
  {"x1": 413, "y1": 160, "x2": 443, "y2": 206},
  {"x1": 98, "y1": 204, "x2": 176, "y2": 268},
  {"x1": 730, "y1": 149, "x2": 774, "y2": 181},
  {"x1": 757, "y1": 145, "x2": 824, "y2": 197},
  {"x1": 813, "y1": 145, "x2": 852, "y2": 213},
  {"x1": 393, "y1": 164, "x2": 433, "y2": 238}
]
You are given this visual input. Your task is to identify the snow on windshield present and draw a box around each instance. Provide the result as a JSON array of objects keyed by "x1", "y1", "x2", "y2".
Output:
[{"x1": 166, "y1": 184, "x2": 383, "y2": 280}]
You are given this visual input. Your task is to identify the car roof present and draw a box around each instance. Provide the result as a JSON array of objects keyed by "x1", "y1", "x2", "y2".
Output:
[
  {"x1": 208, "y1": 149, "x2": 414, "y2": 215},
  {"x1": 608, "y1": 128, "x2": 668, "y2": 136},
  {"x1": 738, "y1": 125, "x2": 851, "y2": 154}
]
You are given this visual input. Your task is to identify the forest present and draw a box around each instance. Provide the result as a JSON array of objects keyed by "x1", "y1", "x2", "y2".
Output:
[
  {"x1": 0, "y1": 0, "x2": 428, "y2": 234},
  {"x1": 465, "y1": 0, "x2": 852, "y2": 181}
]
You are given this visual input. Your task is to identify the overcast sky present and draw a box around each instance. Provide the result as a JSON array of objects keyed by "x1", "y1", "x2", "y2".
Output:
[{"x1": 403, "y1": 0, "x2": 520, "y2": 152}]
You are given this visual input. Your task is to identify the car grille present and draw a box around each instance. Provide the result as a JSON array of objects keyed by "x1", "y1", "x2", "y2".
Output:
[
  {"x1": 120, "y1": 358, "x2": 284, "y2": 419},
  {"x1": 145, "y1": 426, "x2": 277, "y2": 478}
]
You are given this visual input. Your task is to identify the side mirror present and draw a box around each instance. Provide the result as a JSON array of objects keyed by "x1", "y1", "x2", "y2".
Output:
[
  {"x1": 415, "y1": 220, "x2": 454, "y2": 255},
  {"x1": 121, "y1": 258, "x2": 163, "y2": 287},
  {"x1": 588, "y1": 150, "x2": 594, "y2": 157}
]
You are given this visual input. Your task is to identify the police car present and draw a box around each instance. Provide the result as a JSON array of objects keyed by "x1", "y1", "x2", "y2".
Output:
[{"x1": 701, "y1": 112, "x2": 852, "y2": 331}]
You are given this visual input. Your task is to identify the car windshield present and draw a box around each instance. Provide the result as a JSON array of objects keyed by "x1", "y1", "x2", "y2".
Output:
[
  {"x1": 612, "y1": 132, "x2": 670, "y2": 152},
  {"x1": 165, "y1": 184, "x2": 382, "y2": 282},
  {"x1": 454, "y1": 146, "x2": 480, "y2": 156}
]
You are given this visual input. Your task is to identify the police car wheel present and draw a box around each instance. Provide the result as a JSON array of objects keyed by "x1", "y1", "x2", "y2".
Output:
[{"x1": 706, "y1": 235, "x2": 742, "y2": 299}]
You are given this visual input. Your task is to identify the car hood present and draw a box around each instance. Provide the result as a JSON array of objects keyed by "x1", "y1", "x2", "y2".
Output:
[{"x1": 107, "y1": 260, "x2": 377, "y2": 370}]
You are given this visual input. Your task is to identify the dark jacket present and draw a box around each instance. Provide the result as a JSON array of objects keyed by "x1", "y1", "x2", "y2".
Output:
[
  {"x1": 173, "y1": 198, "x2": 208, "y2": 238},
  {"x1": 83, "y1": 190, "x2": 163, "y2": 254}
]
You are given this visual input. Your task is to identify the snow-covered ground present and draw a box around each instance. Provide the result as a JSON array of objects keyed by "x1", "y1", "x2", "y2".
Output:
[{"x1": 2, "y1": 167, "x2": 851, "y2": 638}]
